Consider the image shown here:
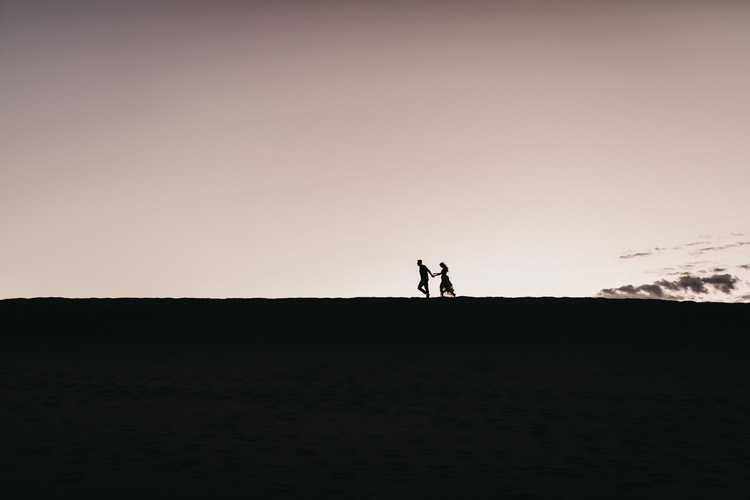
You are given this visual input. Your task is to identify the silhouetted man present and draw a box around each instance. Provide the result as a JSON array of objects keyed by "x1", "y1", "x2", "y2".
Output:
[{"x1": 417, "y1": 259, "x2": 435, "y2": 298}]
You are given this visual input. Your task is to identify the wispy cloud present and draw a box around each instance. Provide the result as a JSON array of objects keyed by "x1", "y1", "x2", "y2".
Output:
[
  {"x1": 621, "y1": 235, "x2": 749, "y2": 260},
  {"x1": 689, "y1": 241, "x2": 750, "y2": 256},
  {"x1": 685, "y1": 240, "x2": 712, "y2": 246},
  {"x1": 619, "y1": 251, "x2": 654, "y2": 259}
]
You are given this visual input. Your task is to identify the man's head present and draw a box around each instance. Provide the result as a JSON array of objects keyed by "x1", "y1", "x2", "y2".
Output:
[{"x1": 417, "y1": 259, "x2": 422, "y2": 266}]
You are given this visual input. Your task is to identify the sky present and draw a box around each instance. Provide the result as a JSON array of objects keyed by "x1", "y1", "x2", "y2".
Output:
[{"x1": 2, "y1": 0, "x2": 749, "y2": 301}]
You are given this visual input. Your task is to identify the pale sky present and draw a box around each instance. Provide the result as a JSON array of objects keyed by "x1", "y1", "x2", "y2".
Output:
[{"x1": 2, "y1": 0, "x2": 749, "y2": 301}]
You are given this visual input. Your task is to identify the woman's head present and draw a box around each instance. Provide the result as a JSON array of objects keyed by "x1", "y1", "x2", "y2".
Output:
[{"x1": 440, "y1": 262, "x2": 448, "y2": 270}]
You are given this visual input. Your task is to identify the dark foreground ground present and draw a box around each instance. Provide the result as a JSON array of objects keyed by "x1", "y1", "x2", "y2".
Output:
[{"x1": 2, "y1": 297, "x2": 750, "y2": 499}]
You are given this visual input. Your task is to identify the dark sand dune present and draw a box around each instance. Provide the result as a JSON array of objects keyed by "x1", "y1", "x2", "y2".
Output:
[{"x1": 2, "y1": 297, "x2": 750, "y2": 499}]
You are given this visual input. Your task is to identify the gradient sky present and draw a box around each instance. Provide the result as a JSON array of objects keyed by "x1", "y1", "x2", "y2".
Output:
[{"x1": 2, "y1": 0, "x2": 749, "y2": 301}]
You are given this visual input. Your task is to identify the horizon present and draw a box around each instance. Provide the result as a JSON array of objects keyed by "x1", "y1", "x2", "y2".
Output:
[
  {"x1": 2, "y1": 295, "x2": 748, "y2": 305},
  {"x1": 2, "y1": 0, "x2": 749, "y2": 302}
]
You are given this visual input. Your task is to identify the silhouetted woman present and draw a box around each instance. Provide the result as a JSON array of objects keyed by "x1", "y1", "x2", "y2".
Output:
[{"x1": 437, "y1": 262, "x2": 455, "y2": 297}]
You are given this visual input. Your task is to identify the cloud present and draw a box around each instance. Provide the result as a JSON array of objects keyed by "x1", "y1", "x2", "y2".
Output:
[
  {"x1": 608, "y1": 233, "x2": 750, "y2": 302},
  {"x1": 656, "y1": 275, "x2": 708, "y2": 294},
  {"x1": 700, "y1": 274, "x2": 741, "y2": 294},
  {"x1": 689, "y1": 241, "x2": 750, "y2": 256},
  {"x1": 598, "y1": 283, "x2": 673, "y2": 300},
  {"x1": 623, "y1": 235, "x2": 749, "y2": 260},
  {"x1": 599, "y1": 273, "x2": 740, "y2": 300},
  {"x1": 619, "y1": 251, "x2": 654, "y2": 259}
]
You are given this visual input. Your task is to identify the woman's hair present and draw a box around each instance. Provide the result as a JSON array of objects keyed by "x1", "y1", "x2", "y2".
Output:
[{"x1": 440, "y1": 262, "x2": 448, "y2": 271}]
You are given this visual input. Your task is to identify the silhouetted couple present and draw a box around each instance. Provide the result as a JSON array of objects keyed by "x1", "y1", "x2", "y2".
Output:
[{"x1": 417, "y1": 260, "x2": 455, "y2": 298}]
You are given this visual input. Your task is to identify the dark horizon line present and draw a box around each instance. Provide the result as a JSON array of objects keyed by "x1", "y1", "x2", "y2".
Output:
[{"x1": 1, "y1": 295, "x2": 746, "y2": 304}]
